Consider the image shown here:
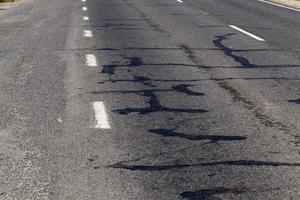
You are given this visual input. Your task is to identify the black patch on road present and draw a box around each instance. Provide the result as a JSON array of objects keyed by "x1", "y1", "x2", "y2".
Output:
[
  {"x1": 107, "y1": 160, "x2": 300, "y2": 171},
  {"x1": 114, "y1": 28, "x2": 144, "y2": 31},
  {"x1": 110, "y1": 75, "x2": 155, "y2": 87},
  {"x1": 172, "y1": 84, "x2": 205, "y2": 96},
  {"x1": 213, "y1": 34, "x2": 256, "y2": 68},
  {"x1": 180, "y1": 187, "x2": 245, "y2": 200},
  {"x1": 102, "y1": 62, "x2": 119, "y2": 75},
  {"x1": 149, "y1": 129, "x2": 246, "y2": 142},
  {"x1": 113, "y1": 90, "x2": 208, "y2": 115},
  {"x1": 128, "y1": 56, "x2": 143, "y2": 66},
  {"x1": 133, "y1": 76, "x2": 151, "y2": 82},
  {"x1": 101, "y1": 58, "x2": 203, "y2": 75},
  {"x1": 130, "y1": 76, "x2": 155, "y2": 87},
  {"x1": 100, "y1": 18, "x2": 148, "y2": 21},
  {"x1": 288, "y1": 98, "x2": 300, "y2": 104},
  {"x1": 102, "y1": 57, "x2": 143, "y2": 75},
  {"x1": 99, "y1": 23, "x2": 139, "y2": 28}
]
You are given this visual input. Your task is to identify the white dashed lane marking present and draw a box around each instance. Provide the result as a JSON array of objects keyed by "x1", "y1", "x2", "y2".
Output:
[
  {"x1": 177, "y1": 0, "x2": 183, "y2": 2},
  {"x1": 91, "y1": 102, "x2": 111, "y2": 129},
  {"x1": 85, "y1": 54, "x2": 97, "y2": 66},
  {"x1": 83, "y1": 16, "x2": 89, "y2": 21},
  {"x1": 84, "y1": 30, "x2": 93, "y2": 37},
  {"x1": 229, "y1": 25, "x2": 265, "y2": 41},
  {"x1": 82, "y1": 7, "x2": 87, "y2": 11}
]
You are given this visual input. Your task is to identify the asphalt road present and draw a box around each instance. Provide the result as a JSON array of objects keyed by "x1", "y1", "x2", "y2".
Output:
[{"x1": 0, "y1": 0, "x2": 300, "y2": 199}]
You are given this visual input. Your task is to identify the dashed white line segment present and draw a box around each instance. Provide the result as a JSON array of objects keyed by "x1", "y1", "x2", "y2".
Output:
[
  {"x1": 84, "y1": 30, "x2": 93, "y2": 37},
  {"x1": 82, "y1": 7, "x2": 87, "y2": 11},
  {"x1": 177, "y1": 0, "x2": 183, "y2": 2},
  {"x1": 82, "y1": 0, "x2": 86, "y2": 2},
  {"x1": 229, "y1": 25, "x2": 265, "y2": 41},
  {"x1": 83, "y1": 16, "x2": 89, "y2": 21},
  {"x1": 92, "y1": 102, "x2": 111, "y2": 129},
  {"x1": 86, "y1": 54, "x2": 97, "y2": 66},
  {"x1": 258, "y1": 0, "x2": 300, "y2": 12}
]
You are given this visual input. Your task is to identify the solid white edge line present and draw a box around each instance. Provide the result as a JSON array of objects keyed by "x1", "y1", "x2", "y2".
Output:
[
  {"x1": 83, "y1": 30, "x2": 93, "y2": 37},
  {"x1": 92, "y1": 102, "x2": 111, "y2": 129},
  {"x1": 258, "y1": 0, "x2": 300, "y2": 12},
  {"x1": 86, "y1": 54, "x2": 97, "y2": 66},
  {"x1": 229, "y1": 25, "x2": 265, "y2": 41},
  {"x1": 82, "y1": 7, "x2": 87, "y2": 11}
]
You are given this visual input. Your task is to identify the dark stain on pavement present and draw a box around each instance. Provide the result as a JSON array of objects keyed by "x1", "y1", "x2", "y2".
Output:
[
  {"x1": 102, "y1": 63, "x2": 119, "y2": 75},
  {"x1": 99, "y1": 23, "x2": 139, "y2": 28},
  {"x1": 172, "y1": 84, "x2": 205, "y2": 96},
  {"x1": 115, "y1": 28, "x2": 144, "y2": 30},
  {"x1": 100, "y1": 61, "x2": 201, "y2": 75},
  {"x1": 113, "y1": 90, "x2": 208, "y2": 115},
  {"x1": 88, "y1": 158, "x2": 95, "y2": 162},
  {"x1": 288, "y1": 98, "x2": 300, "y2": 104},
  {"x1": 130, "y1": 76, "x2": 155, "y2": 87},
  {"x1": 111, "y1": 75, "x2": 156, "y2": 87},
  {"x1": 102, "y1": 56, "x2": 143, "y2": 74},
  {"x1": 213, "y1": 34, "x2": 256, "y2": 68},
  {"x1": 100, "y1": 18, "x2": 148, "y2": 21},
  {"x1": 149, "y1": 129, "x2": 246, "y2": 142},
  {"x1": 180, "y1": 187, "x2": 245, "y2": 200},
  {"x1": 128, "y1": 56, "x2": 143, "y2": 66},
  {"x1": 99, "y1": 76, "x2": 300, "y2": 84},
  {"x1": 107, "y1": 160, "x2": 300, "y2": 171}
]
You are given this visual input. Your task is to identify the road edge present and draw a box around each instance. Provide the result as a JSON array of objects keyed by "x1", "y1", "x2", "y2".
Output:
[
  {"x1": 0, "y1": 0, "x2": 20, "y2": 9},
  {"x1": 270, "y1": 0, "x2": 300, "y2": 9}
]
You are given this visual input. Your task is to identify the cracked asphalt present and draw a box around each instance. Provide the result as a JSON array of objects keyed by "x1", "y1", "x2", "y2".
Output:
[{"x1": 0, "y1": 0, "x2": 300, "y2": 199}]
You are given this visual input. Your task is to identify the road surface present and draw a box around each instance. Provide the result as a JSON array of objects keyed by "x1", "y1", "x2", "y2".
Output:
[{"x1": 0, "y1": 0, "x2": 300, "y2": 199}]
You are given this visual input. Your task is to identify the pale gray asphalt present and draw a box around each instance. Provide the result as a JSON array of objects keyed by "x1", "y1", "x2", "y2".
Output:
[{"x1": 0, "y1": 0, "x2": 300, "y2": 199}]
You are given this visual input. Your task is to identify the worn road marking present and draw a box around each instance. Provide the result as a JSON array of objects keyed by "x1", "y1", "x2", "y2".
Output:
[
  {"x1": 229, "y1": 25, "x2": 265, "y2": 41},
  {"x1": 84, "y1": 30, "x2": 93, "y2": 37},
  {"x1": 86, "y1": 54, "x2": 97, "y2": 66},
  {"x1": 92, "y1": 102, "x2": 111, "y2": 129},
  {"x1": 83, "y1": 16, "x2": 89, "y2": 21},
  {"x1": 258, "y1": 0, "x2": 300, "y2": 12},
  {"x1": 82, "y1": 7, "x2": 87, "y2": 11}
]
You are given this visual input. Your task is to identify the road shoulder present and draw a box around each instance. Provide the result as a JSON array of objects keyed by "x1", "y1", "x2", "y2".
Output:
[
  {"x1": 0, "y1": 0, "x2": 20, "y2": 9},
  {"x1": 270, "y1": 0, "x2": 300, "y2": 9}
]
